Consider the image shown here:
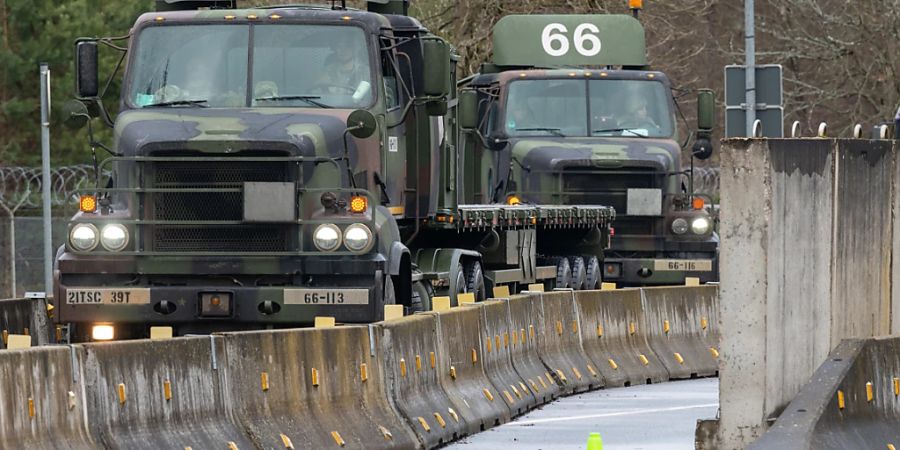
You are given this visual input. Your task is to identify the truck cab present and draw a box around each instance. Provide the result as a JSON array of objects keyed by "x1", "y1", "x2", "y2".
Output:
[
  {"x1": 460, "y1": 14, "x2": 718, "y2": 286},
  {"x1": 55, "y1": 0, "x2": 454, "y2": 340}
]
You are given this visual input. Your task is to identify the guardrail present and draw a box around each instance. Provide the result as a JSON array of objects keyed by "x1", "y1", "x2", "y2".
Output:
[
  {"x1": 749, "y1": 335, "x2": 900, "y2": 450},
  {"x1": 0, "y1": 286, "x2": 719, "y2": 449}
]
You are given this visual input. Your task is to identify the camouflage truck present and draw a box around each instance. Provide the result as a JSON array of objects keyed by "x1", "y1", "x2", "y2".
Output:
[
  {"x1": 55, "y1": 0, "x2": 614, "y2": 341},
  {"x1": 458, "y1": 12, "x2": 718, "y2": 287}
]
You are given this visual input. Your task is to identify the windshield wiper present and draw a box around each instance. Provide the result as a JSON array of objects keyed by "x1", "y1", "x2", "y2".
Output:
[
  {"x1": 254, "y1": 95, "x2": 331, "y2": 109},
  {"x1": 515, "y1": 127, "x2": 565, "y2": 137},
  {"x1": 592, "y1": 127, "x2": 648, "y2": 138},
  {"x1": 143, "y1": 99, "x2": 209, "y2": 108}
]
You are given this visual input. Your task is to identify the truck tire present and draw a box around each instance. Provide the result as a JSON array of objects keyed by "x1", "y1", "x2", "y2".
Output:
[
  {"x1": 410, "y1": 280, "x2": 433, "y2": 313},
  {"x1": 555, "y1": 257, "x2": 572, "y2": 289},
  {"x1": 569, "y1": 256, "x2": 586, "y2": 290},
  {"x1": 453, "y1": 263, "x2": 466, "y2": 305},
  {"x1": 585, "y1": 256, "x2": 601, "y2": 290},
  {"x1": 465, "y1": 260, "x2": 487, "y2": 301}
]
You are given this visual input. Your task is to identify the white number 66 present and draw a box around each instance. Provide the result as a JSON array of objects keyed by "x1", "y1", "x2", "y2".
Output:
[{"x1": 541, "y1": 23, "x2": 602, "y2": 57}]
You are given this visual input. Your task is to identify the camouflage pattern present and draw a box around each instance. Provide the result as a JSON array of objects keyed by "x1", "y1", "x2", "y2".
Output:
[
  {"x1": 55, "y1": 5, "x2": 615, "y2": 339},
  {"x1": 55, "y1": 7, "x2": 425, "y2": 338},
  {"x1": 464, "y1": 67, "x2": 718, "y2": 285}
]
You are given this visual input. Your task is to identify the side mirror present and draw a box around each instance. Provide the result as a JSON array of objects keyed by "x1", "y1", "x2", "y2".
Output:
[
  {"x1": 75, "y1": 41, "x2": 100, "y2": 98},
  {"x1": 697, "y1": 89, "x2": 715, "y2": 132},
  {"x1": 422, "y1": 38, "x2": 450, "y2": 98},
  {"x1": 458, "y1": 90, "x2": 478, "y2": 130},
  {"x1": 346, "y1": 109, "x2": 378, "y2": 139},
  {"x1": 60, "y1": 99, "x2": 90, "y2": 130}
]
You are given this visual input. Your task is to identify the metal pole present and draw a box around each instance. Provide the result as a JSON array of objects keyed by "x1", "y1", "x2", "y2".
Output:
[
  {"x1": 9, "y1": 215, "x2": 15, "y2": 298},
  {"x1": 744, "y1": 0, "x2": 756, "y2": 137},
  {"x1": 40, "y1": 63, "x2": 53, "y2": 297}
]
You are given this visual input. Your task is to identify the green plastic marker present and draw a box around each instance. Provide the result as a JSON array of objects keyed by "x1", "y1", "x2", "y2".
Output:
[{"x1": 587, "y1": 432, "x2": 603, "y2": 450}]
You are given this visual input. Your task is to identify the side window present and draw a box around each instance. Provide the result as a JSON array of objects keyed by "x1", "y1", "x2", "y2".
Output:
[{"x1": 381, "y1": 51, "x2": 400, "y2": 109}]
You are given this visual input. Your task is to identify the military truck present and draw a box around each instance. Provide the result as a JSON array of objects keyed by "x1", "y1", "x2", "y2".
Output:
[
  {"x1": 458, "y1": 11, "x2": 718, "y2": 286},
  {"x1": 55, "y1": 0, "x2": 613, "y2": 341}
]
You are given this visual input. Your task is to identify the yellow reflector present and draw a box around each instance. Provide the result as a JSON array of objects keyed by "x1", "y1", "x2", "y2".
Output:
[
  {"x1": 837, "y1": 390, "x2": 845, "y2": 409},
  {"x1": 506, "y1": 195, "x2": 521, "y2": 205},
  {"x1": 246, "y1": 14, "x2": 258, "y2": 19},
  {"x1": 79, "y1": 195, "x2": 97, "y2": 213},
  {"x1": 350, "y1": 196, "x2": 368, "y2": 213},
  {"x1": 269, "y1": 14, "x2": 282, "y2": 20},
  {"x1": 866, "y1": 382, "x2": 874, "y2": 402},
  {"x1": 150, "y1": 326, "x2": 173, "y2": 340},
  {"x1": 155, "y1": 16, "x2": 165, "y2": 22},
  {"x1": 224, "y1": 15, "x2": 236, "y2": 20}
]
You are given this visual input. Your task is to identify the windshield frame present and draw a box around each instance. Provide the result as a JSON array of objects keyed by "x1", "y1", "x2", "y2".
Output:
[
  {"x1": 122, "y1": 20, "x2": 379, "y2": 111},
  {"x1": 498, "y1": 75, "x2": 676, "y2": 139}
]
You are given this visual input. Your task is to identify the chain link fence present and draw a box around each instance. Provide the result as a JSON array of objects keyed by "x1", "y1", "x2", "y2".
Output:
[{"x1": 0, "y1": 165, "x2": 98, "y2": 298}]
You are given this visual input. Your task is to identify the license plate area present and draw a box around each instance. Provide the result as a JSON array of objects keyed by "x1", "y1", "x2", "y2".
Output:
[
  {"x1": 66, "y1": 288, "x2": 151, "y2": 305},
  {"x1": 652, "y1": 259, "x2": 713, "y2": 272},
  {"x1": 284, "y1": 289, "x2": 369, "y2": 305}
]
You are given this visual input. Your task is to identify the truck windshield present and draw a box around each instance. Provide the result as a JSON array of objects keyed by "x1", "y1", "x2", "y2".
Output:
[
  {"x1": 127, "y1": 24, "x2": 373, "y2": 109},
  {"x1": 504, "y1": 78, "x2": 674, "y2": 138}
]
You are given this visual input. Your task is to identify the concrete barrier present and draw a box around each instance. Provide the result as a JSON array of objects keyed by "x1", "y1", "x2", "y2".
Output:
[
  {"x1": 478, "y1": 299, "x2": 538, "y2": 416},
  {"x1": 575, "y1": 289, "x2": 667, "y2": 387},
  {"x1": 535, "y1": 290, "x2": 603, "y2": 394},
  {"x1": 750, "y1": 336, "x2": 900, "y2": 449},
  {"x1": 0, "y1": 346, "x2": 94, "y2": 449},
  {"x1": 432, "y1": 306, "x2": 512, "y2": 431},
  {"x1": 221, "y1": 327, "x2": 419, "y2": 450},
  {"x1": 717, "y1": 138, "x2": 899, "y2": 448},
  {"x1": 78, "y1": 337, "x2": 253, "y2": 449},
  {"x1": 0, "y1": 298, "x2": 51, "y2": 348},
  {"x1": 641, "y1": 286, "x2": 718, "y2": 379},
  {"x1": 505, "y1": 294, "x2": 561, "y2": 404},
  {"x1": 377, "y1": 313, "x2": 471, "y2": 447}
]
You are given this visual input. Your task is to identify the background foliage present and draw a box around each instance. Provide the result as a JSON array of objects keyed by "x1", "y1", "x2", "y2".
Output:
[{"x1": 1, "y1": 0, "x2": 897, "y2": 167}]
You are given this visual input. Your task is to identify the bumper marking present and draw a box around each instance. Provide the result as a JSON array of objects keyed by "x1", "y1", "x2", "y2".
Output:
[
  {"x1": 284, "y1": 289, "x2": 369, "y2": 305},
  {"x1": 66, "y1": 288, "x2": 150, "y2": 305},
  {"x1": 652, "y1": 259, "x2": 713, "y2": 272}
]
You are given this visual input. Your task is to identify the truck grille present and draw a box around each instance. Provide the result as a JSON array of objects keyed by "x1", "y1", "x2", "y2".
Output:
[
  {"x1": 147, "y1": 158, "x2": 295, "y2": 252},
  {"x1": 563, "y1": 167, "x2": 662, "y2": 235}
]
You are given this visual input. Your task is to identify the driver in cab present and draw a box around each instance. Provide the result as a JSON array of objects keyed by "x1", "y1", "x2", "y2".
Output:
[{"x1": 316, "y1": 37, "x2": 372, "y2": 104}]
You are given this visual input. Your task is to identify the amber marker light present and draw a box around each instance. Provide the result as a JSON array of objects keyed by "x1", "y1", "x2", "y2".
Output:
[
  {"x1": 629, "y1": 0, "x2": 643, "y2": 9},
  {"x1": 692, "y1": 197, "x2": 705, "y2": 210},
  {"x1": 79, "y1": 195, "x2": 97, "y2": 213},
  {"x1": 506, "y1": 195, "x2": 521, "y2": 206},
  {"x1": 349, "y1": 196, "x2": 368, "y2": 213}
]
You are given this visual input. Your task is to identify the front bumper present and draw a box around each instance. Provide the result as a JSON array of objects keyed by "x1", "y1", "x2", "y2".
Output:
[
  {"x1": 54, "y1": 254, "x2": 388, "y2": 333},
  {"x1": 603, "y1": 235, "x2": 719, "y2": 285}
]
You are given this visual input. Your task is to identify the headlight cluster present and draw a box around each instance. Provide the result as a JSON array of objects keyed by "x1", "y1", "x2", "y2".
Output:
[
  {"x1": 313, "y1": 223, "x2": 373, "y2": 254},
  {"x1": 671, "y1": 217, "x2": 711, "y2": 235},
  {"x1": 69, "y1": 223, "x2": 130, "y2": 252}
]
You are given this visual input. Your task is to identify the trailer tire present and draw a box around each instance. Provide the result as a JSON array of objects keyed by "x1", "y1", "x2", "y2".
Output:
[
  {"x1": 410, "y1": 280, "x2": 433, "y2": 313},
  {"x1": 555, "y1": 257, "x2": 572, "y2": 289},
  {"x1": 569, "y1": 256, "x2": 587, "y2": 290},
  {"x1": 585, "y1": 256, "x2": 601, "y2": 290},
  {"x1": 465, "y1": 260, "x2": 487, "y2": 301}
]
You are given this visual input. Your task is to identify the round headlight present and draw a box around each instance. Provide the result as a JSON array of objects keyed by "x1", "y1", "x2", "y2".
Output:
[
  {"x1": 100, "y1": 224, "x2": 129, "y2": 252},
  {"x1": 671, "y1": 218, "x2": 688, "y2": 235},
  {"x1": 344, "y1": 223, "x2": 373, "y2": 253},
  {"x1": 313, "y1": 224, "x2": 342, "y2": 252},
  {"x1": 691, "y1": 217, "x2": 711, "y2": 235},
  {"x1": 70, "y1": 224, "x2": 99, "y2": 252}
]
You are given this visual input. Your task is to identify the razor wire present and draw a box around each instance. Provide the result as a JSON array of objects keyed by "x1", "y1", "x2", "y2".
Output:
[
  {"x1": 691, "y1": 166, "x2": 720, "y2": 200},
  {"x1": 0, "y1": 165, "x2": 100, "y2": 216}
]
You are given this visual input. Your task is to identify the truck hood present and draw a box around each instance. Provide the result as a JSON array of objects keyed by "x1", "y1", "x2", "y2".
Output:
[
  {"x1": 113, "y1": 108, "x2": 359, "y2": 158},
  {"x1": 510, "y1": 136, "x2": 680, "y2": 172}
]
